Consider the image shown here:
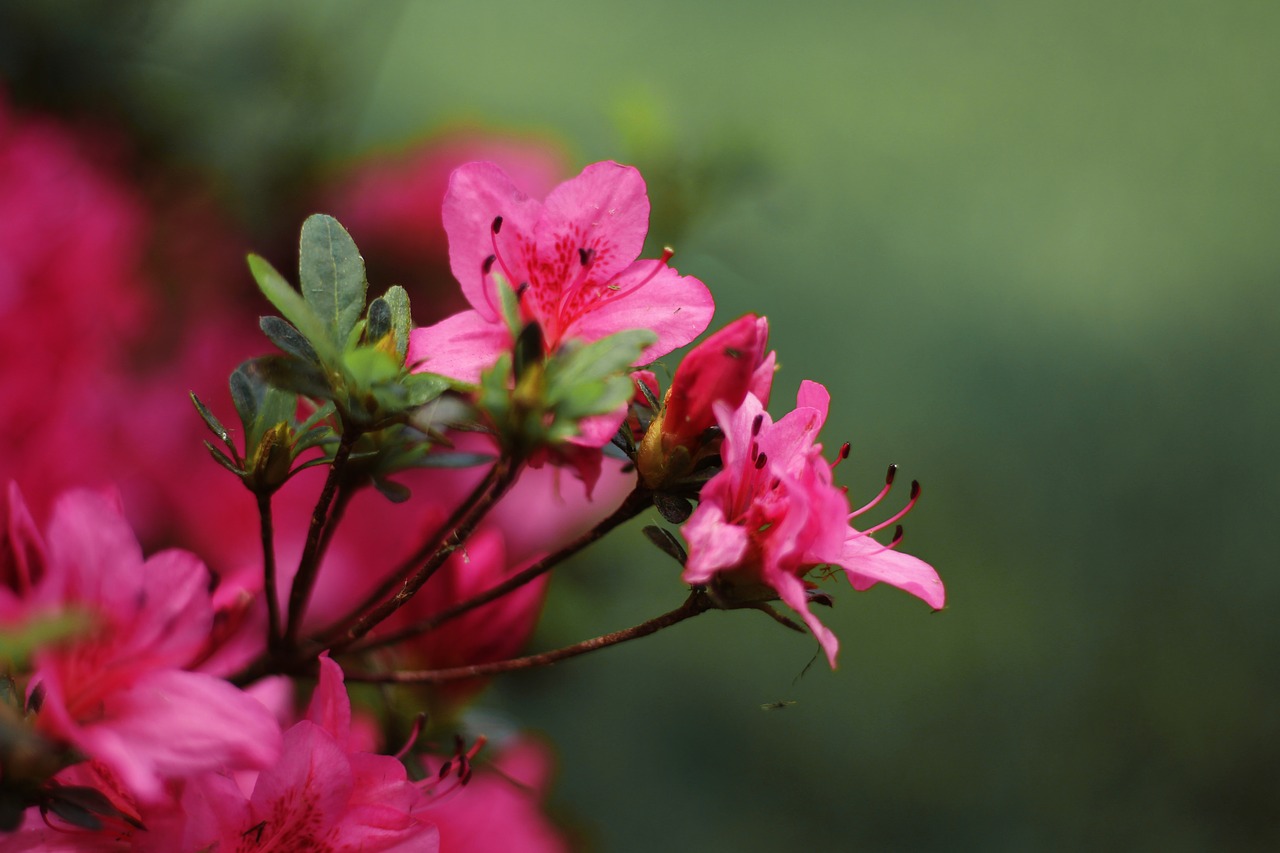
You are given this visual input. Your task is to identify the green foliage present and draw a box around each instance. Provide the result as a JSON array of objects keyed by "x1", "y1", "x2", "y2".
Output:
[
  {"x1": 477, "y1": 325, "x2": 656, "y2": 454},
  {"x1": 0, "y1": 613, "x2": 89, "y2": 669},
  {"x1": 298, "y1": 214, "x2": 367, "y2": 349}
]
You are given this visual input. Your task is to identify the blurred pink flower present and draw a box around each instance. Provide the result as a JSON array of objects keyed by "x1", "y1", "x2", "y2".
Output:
[
  {"x1": 172, "y1": 656, "x2": 439, "y2": 852},
  {"x1": 0, "y1": 93, "x2": 152, "y2": 521},
  {"x1": 425, "y1": 737, "x2": 569, "y2": 853},
  {"x1": 682, "y1": 382, "x2": 945, "y2": 668},
  {"x1": 0, "y1": 485, "x2": 281, "y2": 803},
  {"x1": 408, "y1": 160, "x2": 714, "y2": 387}
]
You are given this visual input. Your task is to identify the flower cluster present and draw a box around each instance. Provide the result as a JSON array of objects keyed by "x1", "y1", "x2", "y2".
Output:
[{"x1": 0, "y1": 94, "x2": 943, "y2": 848}]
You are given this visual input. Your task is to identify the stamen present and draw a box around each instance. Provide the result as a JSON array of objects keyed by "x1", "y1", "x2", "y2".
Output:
[
  {"x1": 578, "y1": 247, "x2": 595, "y2": 266},
  {"x1": 754, "y1": 452, "x2": 768, "y2": 470},
  {"x1": 394, "y1": 713, "x2": 427, "y2": 761},
  {"x1": 516, "y1": 282, "x2": 531, "y2": 300},
  {"x1": 597, "y1": 246, "x2": 676, "y2": 300},
  {"x1": 858, "y1": 481, "x2": 921, "y2": 535},
  {"x1": 831, "y1": 442, "x2": 851, "y2": 469},
  {"x1": 848, "y1": 464, "x2": 897, "y2": 518},
  {"x1": 752, "y1": 414, "x2": 764, "y2": 437},
  {"x1": 487, "y1": 217, "x2": 520, "y2": 317}
]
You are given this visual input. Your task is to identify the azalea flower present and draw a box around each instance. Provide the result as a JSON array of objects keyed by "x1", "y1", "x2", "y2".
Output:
[
  {"x1": 407, "y1": 160, "x2": 714, "y2": 388},
  {"x1": 172, "y1": 656, "x2": 440, "y2": 852},
  {"x1": 682, "y1": 382, "x2": 945, "y2": 668},
  {"x1": 0, "y1": 484, "x2": 282, "y2": 803},
  {"x1": 637, "y1": 313, "x2": 775, "y2": 489}
]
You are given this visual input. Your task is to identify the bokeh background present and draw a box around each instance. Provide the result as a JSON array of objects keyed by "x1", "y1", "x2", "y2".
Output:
[{"x1": 3, "y1": 1, "x2": 1278, "y2": 849}]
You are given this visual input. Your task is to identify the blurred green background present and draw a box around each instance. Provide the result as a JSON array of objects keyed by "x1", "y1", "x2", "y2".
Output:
[{"x1": 4, "y1": 1, "x2": 1278, "y2": 849}]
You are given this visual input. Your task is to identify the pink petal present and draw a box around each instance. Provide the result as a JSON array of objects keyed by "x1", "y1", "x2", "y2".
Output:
[
  {"x1": 306, "y1": 655, "x2": 352, "y2": 747},
  {"x1": 121, "y1": 548, "x2": 214, "y2": 666},
  {"x1": 682, "y1": 503, "x2": 749, "y2": 584},
  {"x1": 408, "y1": 309, "x2": 512, "y2": 385},
  {"x1": 42, "y1": 489, "x2": 144, "y2": 610},
  {"x1": 771, "y1": 569, "x2": 840, "y2": 669},
  {"x1": 565, "y1": 264, "x2": 713, "y2": 365},
  {"x1": 536, "y1": 161, "x2": 649, "y2": 286},
  {"x1": 443, "y1": 162, "x2": 540, "y2": 321},
  {"x1": 2, "y1": 481, "x2": 46, "y2": 598},
  {"x1": 68, "y1": 669, "x2": 282, "y2": 802},
  {"x1": 839, "y1": 534, "x2": 946, "y2": 610}
]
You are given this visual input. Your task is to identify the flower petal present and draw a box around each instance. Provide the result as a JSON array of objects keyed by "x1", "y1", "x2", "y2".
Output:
[
  {"x1": 682, "y1": 502, "x2": 749, "y2": 584},
  {"x1": 443, "y1": 162, "x2": 540, "y2": 321},
  {"x1": 771, "y1": 569, "x2": 840, "y2": 669},
  {"x1": 536, "y1": 161, "x2": 649, "y2": 287},
  {"x1": 408, "y1": 309, "x2": 512, "y2": 385},
  {"x1": 839, "y1": 533, "x2": 946, "y2": 610},
  {"x1": 566, "y1": 264, "x2": 713, "y2": 365}
]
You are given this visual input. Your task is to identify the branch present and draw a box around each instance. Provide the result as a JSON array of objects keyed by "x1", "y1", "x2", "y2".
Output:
[{"x1": 344, "y1": 589, "x2": 712, "y2": 684}]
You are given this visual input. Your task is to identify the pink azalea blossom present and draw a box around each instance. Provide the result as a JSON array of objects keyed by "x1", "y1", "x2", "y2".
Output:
[
  {"x1": 682, "y1": 382, "x2": 945, "y2": 668},
  {"x1": 1, "y1": 485, "x2": 282, "y2": 803},
  {"x1": 425, "y1": 737, "x2": 569, "y2": 852},
  {"x1": 171, "y1": 656, "x2": 440, "y2": 852},
  {"x1": 637, "y1": 314, "x2": 775, "y2": 488},
  {"x1": 407, "y1": 160, "x2": 714, "y2": 387}
]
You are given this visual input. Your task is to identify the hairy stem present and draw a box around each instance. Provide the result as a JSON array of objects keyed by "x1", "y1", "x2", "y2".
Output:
[{"x1": 344, "y1": 588, "x2": 712, "y2": 684}]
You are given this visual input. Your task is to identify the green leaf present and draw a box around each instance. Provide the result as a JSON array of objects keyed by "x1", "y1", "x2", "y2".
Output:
[
  {"x1": 0, "y1": 613, "x2": 89, "y2": 666},
  {"x1": 372, "y1": 477, "x2": 413, "y2": 503},
  {"x1": 382, "y1": 285, "x2": 412, "y2": 359},
  {"x1": 253, "y1": 387, "x2": 297, "y2": 448},
  {"x1": 299, "y1": 214, "x2": 367, "y2": 348},
  {"x1": 252, "y1": 355, "x2": 335, "y2": 401},
  {"x1": 493, "y1": 272, "x2": 521, "y2": 338},
  {"x1": 190, "y1": 392, "x2": 230, "y2": 445},
  {"x1": 642, "y1": 524, "x2": 688, "y2": 565},
  {"x1": 547, "y1": 329, "x2": 655, "y2": 399},
  {"x1": 344, "y1": 346, "x2": 401, "y2": 389},
  {"x1": 403, "y1": 372, "x2": 449, "y2": 407},
  {"x1": 260, "y1": 316, "x2": 320, "y2": 363},
  {"x1": 229, "y1": 360, "x2": 266, "y2": 430},
  {"x1": 204, "y1": 441, "x2": 244, "y2": 476},
  {"x1": 414, "y1": 451, "x2": 495, "y2": 469},
  {"x1": 366, "y1": 297, "x2": 392, "y2": 344},
  {"x1": 247, "y1": 254, "x2": 337, "y2": 363}
]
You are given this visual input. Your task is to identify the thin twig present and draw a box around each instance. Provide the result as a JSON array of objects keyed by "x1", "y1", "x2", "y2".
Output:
[
  {"x1": 344, "y1": 589, "x2": 712, "y2": 683},
  {"x1": 346, "y1": 485, "x2": 652, "y2": 654},
  {"x1": 284, "y1": 429, "x2": 359, "y2": 646},
  {"x1": 256, "y1": 493, "x2": 281, "y2": 651},
  {"x1": 329, "y1": 459, "x2": 523, "y2": 651}
]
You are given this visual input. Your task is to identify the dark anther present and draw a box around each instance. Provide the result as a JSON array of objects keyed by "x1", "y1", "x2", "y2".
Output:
[
  {"x1": 891, "y1": 524, "x2": 905, "y2": 546},
  {"x1": 438, "y1": 760, "x2": 453, "y2": 779},
  {"x1": 516, "y1": 282, "x2": 530, "y2": 300},
  {"x1": 752, "y1": 413, "x2": 764, "y2": 437},
  {"x1": 578, "y1": 247, "x2": 595, "y2": 266},
  {"x1": 491, "y1": 216, "x2": 503, "y2": 234},
  {"x1": 482, "y1": 254, "x2": 496, "y2": 274},
  {"x1": 754, "y1": 452, "x2": 768, "y2": 470},
  {"x1": 910, "y1": 480, "x2": 921, "y2": 500},
  {"x1": 837, "y1": 442, "x2": 851, "y2": 462},
  {"x1": 885, "y1": 464, "x2": 898, "y2": 485}
]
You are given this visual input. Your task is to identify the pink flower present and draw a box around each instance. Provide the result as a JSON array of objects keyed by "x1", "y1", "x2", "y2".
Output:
[
  {"x1": 1, "y1": 484, "x2": 281, "y2": 802},
  {"x1": 425, "y1": 737, "x2": 569, "y2": 852},
  {"x1": 637, "y1": 314, "x2": 775, "y2": 488},
  {"x1": 682, "y1": 382, "x2": 945, "y2": 668},
  {"x1": 407, "y1": 160, "x2": 714, "y2": 386},
  {"x1": 173, "y1": 657, "x2": 439, "y2": 852}
]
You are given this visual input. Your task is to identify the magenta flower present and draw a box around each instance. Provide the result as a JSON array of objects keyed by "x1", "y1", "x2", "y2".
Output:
[
  {"x1": 1, "y1": 484, "x2": 281, "y2": 803},
  {"x1": 407, "y1": 160, "x2": 714, "y2": 386},
  {"x1": 682, "y1": 382, "x2": 945, "y2": 668},
  {"x1": 637, "y1": 313, "x2": 775, "y2": 488},
  {"x1": 173, "y1": 656, "x2": 440, "y2": 852}
]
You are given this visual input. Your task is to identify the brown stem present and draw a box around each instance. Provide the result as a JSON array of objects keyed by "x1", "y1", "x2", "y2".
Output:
[
  {"x1": 313, "y1": 461, "x2": 505, "y2": 646},
  {"x1": 256, "y1": 493, "x2": 281, "y2": 651},
  {"x1": 346, "y1": 484, "x2": 652, "y2": 655},
  {"x1": 284, "y1": 429, "x2": 358, "y2": 646},
  {"x1": 329, "y1": 458, "x2": 523, "y2": 651},
  {"x1": 344, "y1": 589, "x2": 712, "y2": 684}
]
